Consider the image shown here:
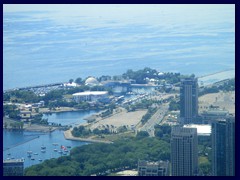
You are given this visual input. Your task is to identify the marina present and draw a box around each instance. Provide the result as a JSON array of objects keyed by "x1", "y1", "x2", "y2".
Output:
[{"x1": 3, "y1": 109, "x2": 99, "y2": 168}]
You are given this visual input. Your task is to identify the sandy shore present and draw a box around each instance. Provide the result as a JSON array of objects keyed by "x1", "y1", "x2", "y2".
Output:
[
  {"x1": 38, "y1": 107, "x2": 79, "y2": 113},
  {"x1": 199, "y1": 91, "x2": 235, "y2": 114},
  {"x1": 3, "y1": 117, "x2": 58, "y2": 132},
  {"x1": 89, "y1": 108, "x2": 147, "y2": 132},
  {"x1": 24, "y1": 124, "x2": 58, "y2": 132},
  {"x1": 64, "y1": 129, "x2": 113, "y2": 144}
]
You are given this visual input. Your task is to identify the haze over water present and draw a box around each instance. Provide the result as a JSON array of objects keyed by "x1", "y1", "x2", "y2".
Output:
[{"x1": 3, "y1": 4, "x2": 235, "y2": 90}]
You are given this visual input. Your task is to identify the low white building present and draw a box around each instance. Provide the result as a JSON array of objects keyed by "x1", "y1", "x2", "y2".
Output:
[
  {"x1": 63, "y1": 82, "x2": 78, "y2": 87},
  {"x1": 72, "y1": 91, "x2": 108, "y2": 102}
]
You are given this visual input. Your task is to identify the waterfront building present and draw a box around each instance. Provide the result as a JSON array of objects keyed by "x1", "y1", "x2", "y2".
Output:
[
  {"x1": 180, "y1": 77, "x2": 198, "y2": 124},
  {"x1": 72, "y1": 91, "x2": 108, "y2": 103},
  {"x1": 85, "y1": 77, "x2": 99, "y2": 87},
  {"x1": 102, "y1": 81, "x2": 131, "y2": 94},
  {"x1": 171, "y1": 126, "x2": 198, "y2": 176},
  {"x1": 138, "y1": 160, "x2": 169, "y2": 176},
  {"x1": 63, "y1": 82, "x2": 78, "y2": 87},
  {"x1": 211, "y1": 116, "x2": 235, "y2": 176},
  {"x1": 3, "y1": 159, "x2": 24, "y2": 176}
]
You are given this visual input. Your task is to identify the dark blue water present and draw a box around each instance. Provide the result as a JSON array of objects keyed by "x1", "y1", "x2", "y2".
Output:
[{"x1": 3, "y1": 110, "x2": 99, "y2": 168}]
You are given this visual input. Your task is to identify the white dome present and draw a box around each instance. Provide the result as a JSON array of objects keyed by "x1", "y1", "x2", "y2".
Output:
[{"x1": 85, "y1": 77, "x2": 99, "y2": 86}]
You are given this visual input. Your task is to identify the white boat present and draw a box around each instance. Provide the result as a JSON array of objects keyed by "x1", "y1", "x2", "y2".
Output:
[
  {"x1": 31, "y1": 157, "x2": 35, "y2": 160},
  {"x1": 41, "y1": 150, "x2": 46, "y2": 153},
  {"x1": 38, "y1": 159, "x2": 42, "y2": 162},
  {"x1": 41, "y1": 146, "x2": 46, "y2": 149},
  {"x1": 27, "y1": 151, "x2": 33, "y2": 154},
  {"x1": 54, "y1": 149, "x2": 58, "y2": 152},
  {"x1": 34, "y1": 153, "x2": 38, "y2": 155}
]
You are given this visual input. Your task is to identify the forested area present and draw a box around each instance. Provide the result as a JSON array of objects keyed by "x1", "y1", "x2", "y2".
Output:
[{"x1": 24, "y1": 136, "x2": 170, "y2": 176}]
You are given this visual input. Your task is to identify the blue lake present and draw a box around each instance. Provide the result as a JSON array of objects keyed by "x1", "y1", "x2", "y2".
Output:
[
  {"x1": 3, "y1": 110, "x2": 99, "y2": 169},
  {"x1": 3, "y1": 7, "x2": 235, "y2": 90}
]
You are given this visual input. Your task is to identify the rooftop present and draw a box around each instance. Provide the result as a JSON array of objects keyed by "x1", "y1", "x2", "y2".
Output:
[
  {"x1": 3, "y1": 159, "x2": 24, "y2": 163},
  {"x1": 183, "y1": 124, "x2": 211, "y2": 136},
  {"x1": 73, "y1": 91, "x2": 108, "y2": 96}
]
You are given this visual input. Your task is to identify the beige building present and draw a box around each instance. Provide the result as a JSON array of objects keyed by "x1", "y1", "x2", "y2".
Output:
[
  {"x1": 138, "y1": 160, "x2": 169, "y2": 176},
  {"x1": 72, "y1": 91, "x2": 108, "y2": 102}
]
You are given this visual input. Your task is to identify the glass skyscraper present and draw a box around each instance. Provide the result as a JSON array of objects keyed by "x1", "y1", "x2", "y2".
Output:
[
  {"x1": 180, "y1": 77, "x2": 198, "y2": 124},
  {"x1": 211, "y1": 116, "x2": 235, "y2": 176}
]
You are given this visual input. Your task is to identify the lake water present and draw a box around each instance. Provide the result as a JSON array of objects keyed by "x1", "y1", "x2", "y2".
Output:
[
  {"x1": 3, "y1": 110, "x2": 99, "y2": 168},
  {"x1": 3, "y1": 5, "x2": 235, "y2": 90},
  {"x1": 43, "y1": 110, "x2": 100, "y2": 126}
]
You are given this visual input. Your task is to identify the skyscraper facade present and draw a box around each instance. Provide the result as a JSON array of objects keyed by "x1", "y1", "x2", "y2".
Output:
[
  {"x1": 211, "y1": 116, "x2": 235, "y2": 176},
  {"x1": 3, "y1": 159, "x2": 24, "y2": 176},
  {"x1": 180, "y1": 77, "x2": 198, "y2": 124},
  {"x1": 171, "y1": 126, "x2": 198, "y2": 176}
]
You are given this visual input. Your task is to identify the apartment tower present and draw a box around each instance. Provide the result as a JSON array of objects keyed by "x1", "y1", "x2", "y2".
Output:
[{"x1": 171, "y1": 126, "x2": 198, "y2": 176}]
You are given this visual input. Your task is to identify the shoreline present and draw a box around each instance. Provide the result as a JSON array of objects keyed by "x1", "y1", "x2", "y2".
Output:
[
  {"x1": 63, "y1": 129, "x2": 113, "y2": 144},
  {"x1": 4, "y1": 69, "x2": 235, "y2": 92}
]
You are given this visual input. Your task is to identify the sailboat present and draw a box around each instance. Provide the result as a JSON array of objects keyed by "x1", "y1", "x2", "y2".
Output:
[{"x1": 41, "y1": 145, "x2": 46, "y2": 149}]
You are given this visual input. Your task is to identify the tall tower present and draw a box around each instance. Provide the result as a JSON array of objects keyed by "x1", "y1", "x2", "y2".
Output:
[
  {"x1": 211, "y1": 116, "x2": 235, "y2": 176},
  {"x1": 171, "y1": 126, "x2": 198, "y2": 176},
  {"x1": 180, "y1": 77, "x2": 198, "y2": 124}
]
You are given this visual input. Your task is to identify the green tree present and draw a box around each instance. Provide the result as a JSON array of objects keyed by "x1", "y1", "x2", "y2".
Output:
[
  {"x1": 136, "y1": 131, "x2": 149, "y2": 139},
  {"x1": 69, "y1": 79, "x2": 74, "y2": 84},
  {"x1": 75, "y1": 77, "x2": 83, "y2": 85}
]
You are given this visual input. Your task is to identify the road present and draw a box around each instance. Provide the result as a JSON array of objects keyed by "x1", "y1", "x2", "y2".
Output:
[{"x1": 138, "y1": 103, "x2": 169, "y2": 137}]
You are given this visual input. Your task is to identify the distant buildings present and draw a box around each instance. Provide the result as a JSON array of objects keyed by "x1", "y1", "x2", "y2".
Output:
[
  {"x1": 72, "y1": 91, "x2": 108, "y2": 103},
  {"x1": 180, "y1": 77, "x2": 199, "y2": 124},
  {"x1": 171, "y1": 126, "x2": 198, "y2": 176},
  {"x1": 201, "y1": 109, "x2": 229, "y2": 124},
  {"x1": 138, "y1": 160, "x2": 169, "y2": 176},
  {"x1": 211, "y1": 116, "x2": 235, "y2": 176},
  {"x1": 3, "y1": 159, "x2": 24, "y2": 176}
]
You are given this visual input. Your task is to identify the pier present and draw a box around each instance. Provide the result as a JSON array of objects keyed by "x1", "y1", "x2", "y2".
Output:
[{"x1": 4, "y1": 82, "x2": 64, "y2": 93}]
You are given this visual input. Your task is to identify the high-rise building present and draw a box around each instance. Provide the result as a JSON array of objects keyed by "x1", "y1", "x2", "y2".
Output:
[
  {"x1": 138, "y1": 160, "x2": 169, "y2": 176},
  {"x1": 211, "y1": 116, "x2": 235, "y2": 176},
  {"x1": 171, "y1": 126, "x2": 198, "y2": 176},
  {"x1": 3, "y1": 159, "x2": 24, "y2": 176},
  {"x1": 180, "y1": 77, "x2": 198, "y2": 124}
]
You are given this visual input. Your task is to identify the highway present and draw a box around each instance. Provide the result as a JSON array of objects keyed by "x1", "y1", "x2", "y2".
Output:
[{"x1": 138, "y1": 103, "x2": 169, "y2": 137}]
